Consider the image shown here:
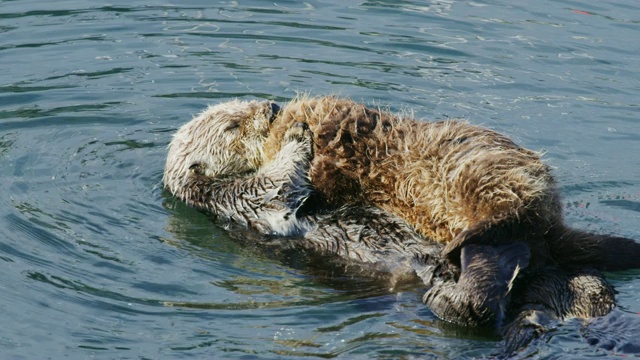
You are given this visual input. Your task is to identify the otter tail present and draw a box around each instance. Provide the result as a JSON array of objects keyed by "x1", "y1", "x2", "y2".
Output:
[{"x1": 550, "y1": 227, "x2": 640, "y2": 271}]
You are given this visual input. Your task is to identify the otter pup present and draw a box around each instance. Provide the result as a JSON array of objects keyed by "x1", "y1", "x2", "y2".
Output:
[
  {"x1": 163, "y1": 99, "x2": 629, "y2": 355},
  {"x1": 260, "y1": 95, "x2": 640, "y2": 274}
]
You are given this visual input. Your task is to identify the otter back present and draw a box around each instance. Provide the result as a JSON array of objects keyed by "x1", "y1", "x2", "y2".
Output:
[{"x1": 263, "y1": 96, "x2": 560, "y2": 255}]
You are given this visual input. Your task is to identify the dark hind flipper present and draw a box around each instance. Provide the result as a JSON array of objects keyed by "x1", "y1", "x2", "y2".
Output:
[
  {"x1": 424, "y1": 242, "x2": 530, "y2": 327},
  {"x1": 551, "y1": 228, "x2": 640, "y2": 271}
]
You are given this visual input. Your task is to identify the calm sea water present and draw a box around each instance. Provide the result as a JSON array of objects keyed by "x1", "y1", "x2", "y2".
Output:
[{"x1": 1, "y1": 0, "x2": 639, "y2": 358}]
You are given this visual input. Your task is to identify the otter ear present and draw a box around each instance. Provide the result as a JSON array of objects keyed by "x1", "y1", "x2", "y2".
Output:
[{"x1": 269, "y1": 102, "x2": 281, "y2": 123}]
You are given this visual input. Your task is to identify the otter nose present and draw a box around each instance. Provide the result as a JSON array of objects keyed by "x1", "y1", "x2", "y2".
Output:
[{"x1": 269, "y1": 102, "x2": 281, "y2": 123}]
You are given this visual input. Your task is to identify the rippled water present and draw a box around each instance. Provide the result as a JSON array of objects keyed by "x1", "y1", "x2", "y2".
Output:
[{"x1": 2, "y1": 0, "x2": 639, "y2": 358}]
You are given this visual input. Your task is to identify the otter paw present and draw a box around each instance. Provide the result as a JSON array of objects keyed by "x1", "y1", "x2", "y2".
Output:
[
  {"x1": 284, "y1": 122, "x2": 313, "y2": 155},
  {"x1": 284, "y1": 121, "x2": 310, "y2": 141}
]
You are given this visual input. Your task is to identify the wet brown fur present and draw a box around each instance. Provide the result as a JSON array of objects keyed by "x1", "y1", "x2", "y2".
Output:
[{"x1": 262, "y1": 96, "x2": 560, "y2": 264}]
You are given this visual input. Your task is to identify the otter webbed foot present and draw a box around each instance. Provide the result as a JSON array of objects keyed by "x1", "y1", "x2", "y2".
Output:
[{"x1": 423, "y1": 242, "x2": 530, "y2": 328}]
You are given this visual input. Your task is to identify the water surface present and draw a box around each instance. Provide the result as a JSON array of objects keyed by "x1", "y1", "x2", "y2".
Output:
[{"x1": 1, "y1": 0, "x2": 639, "y2": 358}]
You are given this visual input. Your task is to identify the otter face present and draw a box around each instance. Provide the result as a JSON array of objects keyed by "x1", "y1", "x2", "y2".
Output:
[{"x1": 164, "y1": 99, "x2": 279, "y2": 197}]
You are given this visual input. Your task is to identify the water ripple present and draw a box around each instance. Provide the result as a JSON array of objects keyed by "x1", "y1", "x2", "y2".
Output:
[{"x1": 1, "y1": 0, "x2": 639, "y2": 358}]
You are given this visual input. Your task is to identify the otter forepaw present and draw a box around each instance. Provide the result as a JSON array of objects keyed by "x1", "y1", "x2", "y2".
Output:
[
  {"x1": 284, "y1": 121, "x2": 311, "y2": 141},
  {"x1": 284, "y1": 122, "x2": 313, "y2": 158}
]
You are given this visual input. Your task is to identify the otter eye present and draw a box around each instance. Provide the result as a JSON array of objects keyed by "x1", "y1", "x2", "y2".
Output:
[
  {"x1": 224, "y1": 120, "x2": 242, "y2": 132},
  {"x1": 189, "y1": 163, "x2": 203, "y2": 174}
]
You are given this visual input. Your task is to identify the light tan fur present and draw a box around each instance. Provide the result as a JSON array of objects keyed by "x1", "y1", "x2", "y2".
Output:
[
  {"x1": 163, "y1": 100, "x2": 319, "y2": 235},
  {"x1": 164, "y1": 99, "x2": 276, "y2": 206}
]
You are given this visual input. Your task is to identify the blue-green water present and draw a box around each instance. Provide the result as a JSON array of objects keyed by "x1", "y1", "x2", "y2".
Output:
[{"x1": 2, "y1": 0, "x2": 640, "y2": 358}]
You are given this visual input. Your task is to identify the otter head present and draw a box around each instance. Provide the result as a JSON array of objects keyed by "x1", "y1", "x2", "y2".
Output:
[{"x1": 163, "y1": 99, "x2": 280, "y2": 200}]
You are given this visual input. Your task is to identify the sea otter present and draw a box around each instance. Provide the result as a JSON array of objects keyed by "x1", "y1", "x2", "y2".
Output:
[
  {"x1": 254, "y1": 95, "x2": 639, "y2": 326},
  {"x1": 163, "y1": 98, "x2": 635, "y2": 355}
]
